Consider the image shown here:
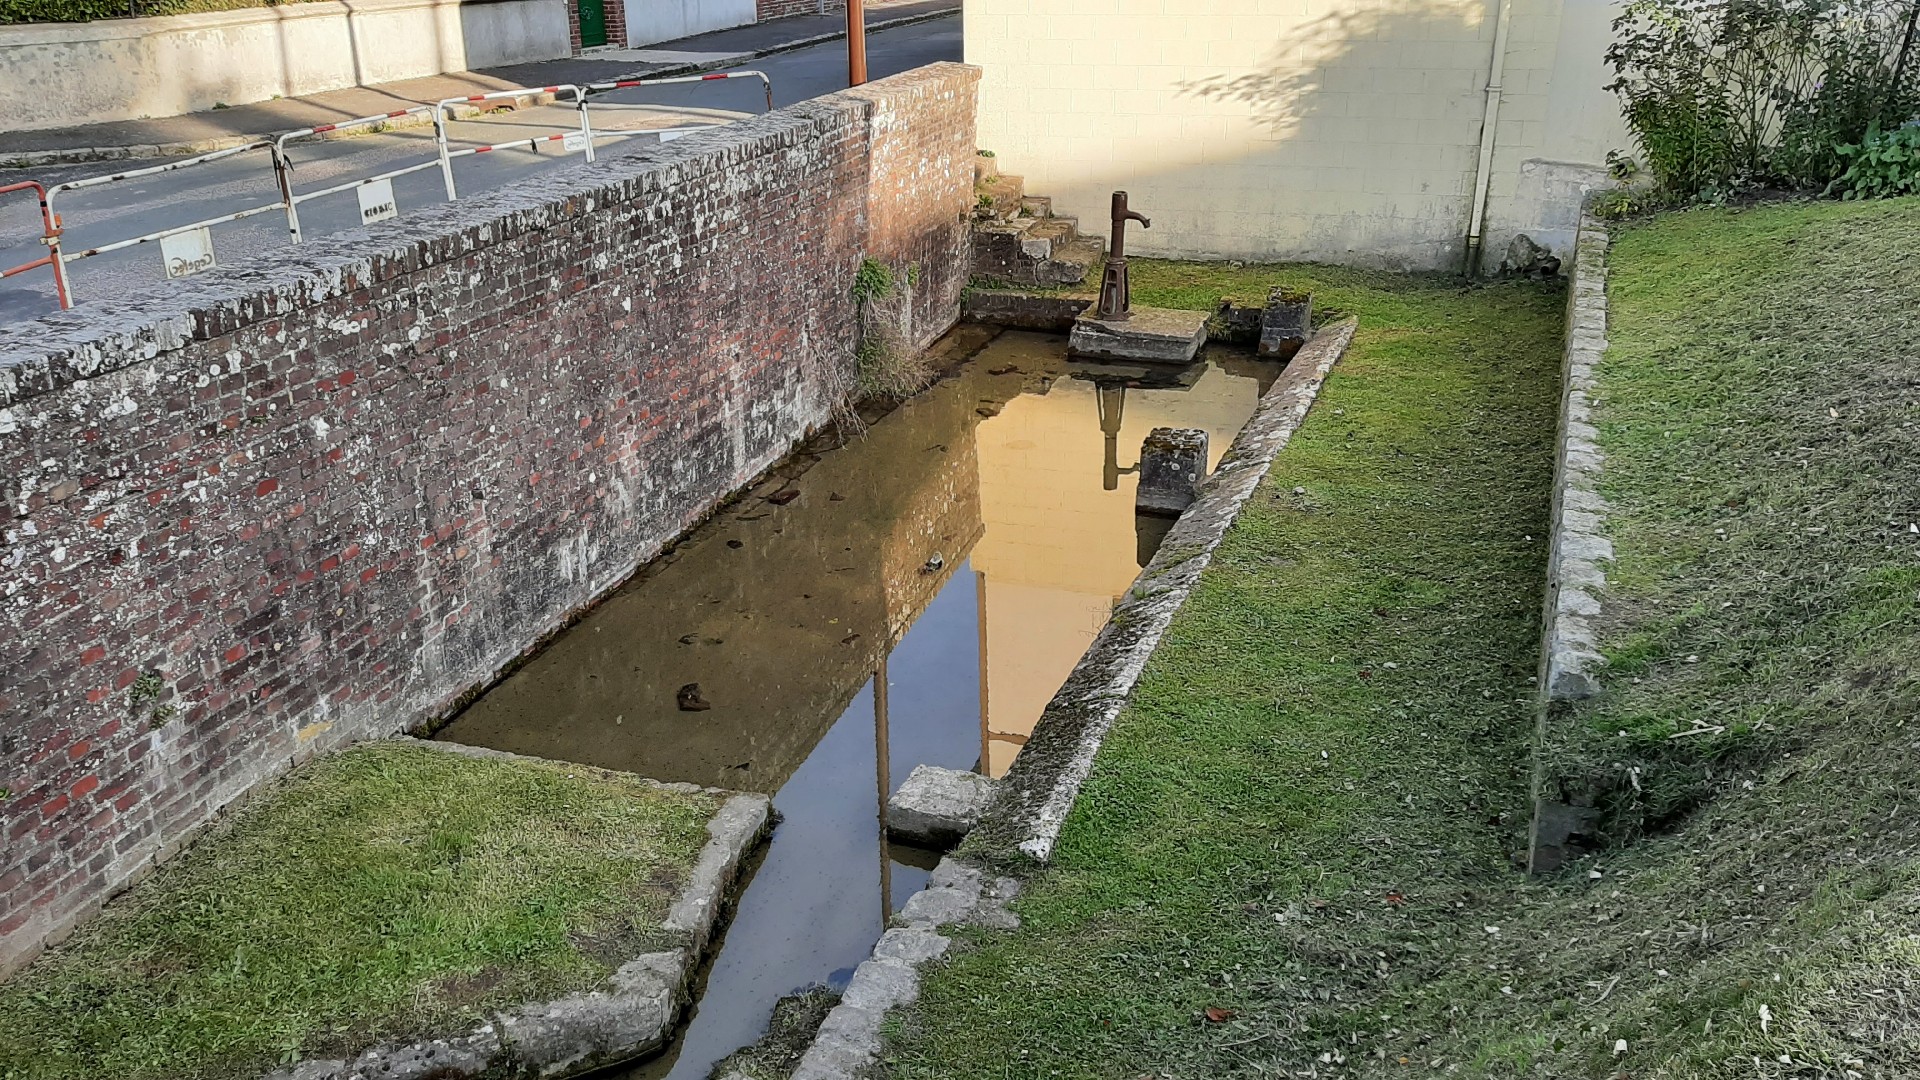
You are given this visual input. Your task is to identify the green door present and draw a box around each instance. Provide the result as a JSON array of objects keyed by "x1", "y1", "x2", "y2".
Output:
[{"x1": 577, "y1": 0, "x2": 608, "y2": 48}]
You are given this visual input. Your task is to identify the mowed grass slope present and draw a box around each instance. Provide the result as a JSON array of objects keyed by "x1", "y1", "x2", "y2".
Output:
[
  {"x1": 887, "y1": 263, "x2": 1568, "y2": 1076},
  {"x1": 886, "y1": 204, "x2": 1920, "y2": 1079},
  {"x1": 0, "y1": 742, "x2": 722, "y2": 1080}
]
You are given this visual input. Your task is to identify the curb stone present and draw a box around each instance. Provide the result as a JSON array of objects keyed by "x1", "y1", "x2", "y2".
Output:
[
  {"x1": 0, "y1": 8, "x2": 959, "y2": 169},
  {"x1": 783, "y1": 320, "x2": 1359, "y2": 1078},
  {"x1": 261, "y1": 737, "x2": 772, "y2": 1080}
]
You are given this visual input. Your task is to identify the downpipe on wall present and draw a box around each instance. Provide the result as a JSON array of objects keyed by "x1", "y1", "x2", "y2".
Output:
[{"x1": 1464, "y1": 0, "x2": 1516, "y2": 277}]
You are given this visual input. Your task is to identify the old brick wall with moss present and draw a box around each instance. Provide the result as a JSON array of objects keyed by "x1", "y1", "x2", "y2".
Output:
[{"x1": 0, "y1": 63, "x2": 979, "y2": 979}]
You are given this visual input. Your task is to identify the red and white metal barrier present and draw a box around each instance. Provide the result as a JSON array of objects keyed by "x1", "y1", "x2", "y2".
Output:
[
  {"x1": 34, "y1": 142, "x2": 289, "y2": 310},
  {"x1": 273, "y1": 105, "x2": 442, "y2": 243},
  {"x1": 433, "y1": 85, "x2": 594, "y2": 200},
  {"x1": 578, "y1": 70, "x2": 772, "y2": 147},
  {"x1": 5, "y1": 70, "x2": 780, "y2": 314},
  {"x1": 583, "y1": 70, "x2": 775, "y2": 113},
  {"x1": 0, "y1": 180, "x2": 70, "y2": 311}
]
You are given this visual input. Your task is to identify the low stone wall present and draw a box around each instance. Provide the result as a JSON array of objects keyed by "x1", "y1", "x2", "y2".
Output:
[
  {"x1": 0, "y1": 61, "x2": 980, "y2": 978},
  {"x1": 1526, "y1": 213, "x2": 1614, "y2": 872},
  {"x1": 0, "y1": 0, "x2": 570, "y2": 132}
]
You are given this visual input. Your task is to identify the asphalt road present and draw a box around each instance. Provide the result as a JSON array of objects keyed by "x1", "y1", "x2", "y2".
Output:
[{"x1": 0, "y1": 15, "x2": 960, "y2": 331}]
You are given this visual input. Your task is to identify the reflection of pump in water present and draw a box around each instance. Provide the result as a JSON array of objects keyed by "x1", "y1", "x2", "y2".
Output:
[{"x1": 1097, "y1": 383, "x2": 1137, "y2": 492}]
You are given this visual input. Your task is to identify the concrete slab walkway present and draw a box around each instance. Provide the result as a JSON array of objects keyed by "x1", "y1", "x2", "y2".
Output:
[{"x1": 0, "y1": 0, "x2": 957, "y2": 166}]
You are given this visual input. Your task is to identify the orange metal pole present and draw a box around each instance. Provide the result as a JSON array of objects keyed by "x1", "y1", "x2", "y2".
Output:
[{"x1": 847, "y1": 0, "x2": 867, "y2": 85}]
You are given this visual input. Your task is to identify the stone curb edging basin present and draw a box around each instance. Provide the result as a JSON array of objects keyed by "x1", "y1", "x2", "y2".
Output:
[
  {"x1": 266, "y1": 737, "x2": 773, "y2": 1080},
  {"x1": 1526, "y1": 212, "x2": 1616, "y2": 873},
  {"x1": 771, "y1": 319, "x2": 1358, "y2": 1080}
]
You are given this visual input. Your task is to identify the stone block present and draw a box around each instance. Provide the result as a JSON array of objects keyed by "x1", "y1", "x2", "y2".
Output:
[
  {"x1": 886, "y1": 765, "x2": 995, "y2": 849},
  {"x1": 963, "y1": 288, "x2": 1092, "y2": 332},
  {"x1": 1067, "y1": 306, "x2": 1208, "y2": 364},
  {"x1": 1210, "y1": 300, "x2": 1263, "y2": 344},
  {"x1": 1257, "y1": 286, "x2": 1312, "y2": 361},
  {"x1": 1136, "y1": 427, "x2": 1209, "y2": 517}
]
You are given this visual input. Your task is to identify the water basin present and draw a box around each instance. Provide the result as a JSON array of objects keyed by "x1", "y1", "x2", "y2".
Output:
[{"x1": 432, "y1": 328, "x2": 1278, "y2": 1076}]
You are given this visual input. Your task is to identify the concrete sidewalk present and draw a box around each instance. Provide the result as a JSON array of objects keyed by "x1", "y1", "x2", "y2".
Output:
[{"x1": 0, "y1": 0, "x2": 957, "y2": 167}]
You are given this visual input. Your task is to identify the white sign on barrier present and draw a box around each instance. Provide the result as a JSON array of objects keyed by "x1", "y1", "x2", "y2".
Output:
[
  {"x1": 160, "y1": 227, "x2": 216, "y2": 279},
  {"x1": 357, "y1": 178, "x2": 399, "y2": 225},
  {"x1": 562, "y1": 131, "x2": 589, "y2": 154}
]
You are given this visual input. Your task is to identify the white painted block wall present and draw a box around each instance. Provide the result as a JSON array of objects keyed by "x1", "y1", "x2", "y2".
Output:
[
  {"x1": 622, "y1": 0, "x2": 757, "y2": 46},
  {"x1": 963, "y1": 0, "x2": 1634, "y2": 271},
  {"x1": 0, "y1": 0, "x2": 570, "y2": 132}
]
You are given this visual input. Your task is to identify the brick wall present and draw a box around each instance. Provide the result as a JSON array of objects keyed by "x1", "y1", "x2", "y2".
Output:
[
  {"x1": 0, "y1": 62, "x2": 979, "y2": 978},
  {"x1": 757, "y1": 0, "x2": 844, "y2": 21}
]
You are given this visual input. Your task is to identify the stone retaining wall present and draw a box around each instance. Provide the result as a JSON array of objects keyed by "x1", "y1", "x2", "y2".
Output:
[
  {"x1": 1526, "y1": 213, "x2": 1614, "y2": 872},
  {"x1": 0, "y1": 61, "x2": 980, "y2": 978}
]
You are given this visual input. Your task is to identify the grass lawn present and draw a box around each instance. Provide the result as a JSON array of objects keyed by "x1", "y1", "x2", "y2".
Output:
[
  {"x1": 0, "y1": 741, "x2": 723, "y2": 1080},
  {"x1": 884, "y1": 204, "x2": 1920, "y2": 1079},
  {"x1": 889, "y1": 260, "x2": 1568, "y2": 1075}
]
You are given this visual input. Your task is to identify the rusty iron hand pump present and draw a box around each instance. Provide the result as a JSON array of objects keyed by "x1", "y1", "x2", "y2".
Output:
[{"x1": 1096, "y1": 191, "x2": 1150, "y2": 320}]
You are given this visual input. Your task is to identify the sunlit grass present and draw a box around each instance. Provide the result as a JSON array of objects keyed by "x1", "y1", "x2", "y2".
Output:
[{"x1": 0, "y1": 742, "x2": 721, "y2": 1080}]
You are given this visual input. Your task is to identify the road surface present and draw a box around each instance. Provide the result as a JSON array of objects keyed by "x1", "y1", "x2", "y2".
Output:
[{"x1": 0, "y1": 15, "x2": 961, "y2": 331}]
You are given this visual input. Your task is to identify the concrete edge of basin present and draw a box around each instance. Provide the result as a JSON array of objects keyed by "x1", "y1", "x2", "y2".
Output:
[
  {"x1": 777, "y1": 318, "x2": 1359, "y2": 1080},
  {"x1": 1526, "y1": 214, "x2": 1616, "y2": 874},
  {"x1": 262, "y1": 737, "x2": 773, "y2": 1080}
]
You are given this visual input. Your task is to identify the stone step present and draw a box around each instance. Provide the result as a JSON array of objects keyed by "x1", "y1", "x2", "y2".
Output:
[
  {"x1": 962, "y1": 288, "x2": 1094, "y2": 332},
  {"x1": 1019, "y1": 195, "x2": 1052, "y2": 218},
  {"x1": 1023, "y1": 215, "x2": 1079, "y2": 250},
  {"x1": 973, "y1": 152, "x2": 1000, "y2": 184},
  {"x1": 971, "y1": 219, "x2": 1100, "y2": 287},
  {"x1": 1038, "y1": 235, "x2": 1103, "y2": 286},
  {"x1": 973, "y1": 174, "x2": 1026, "y2": 221}
]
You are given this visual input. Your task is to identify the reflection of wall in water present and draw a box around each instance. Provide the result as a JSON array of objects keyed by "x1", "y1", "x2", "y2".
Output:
[
  {"x1": 971, "y1": 358, "x2": 1262, "y2": 777},
  {"x1": 878, "y1": 397, "x2": 985, "y2": 644},
  {"x1": 436, "y1": 376, "x2": 985, "y2": 793}
]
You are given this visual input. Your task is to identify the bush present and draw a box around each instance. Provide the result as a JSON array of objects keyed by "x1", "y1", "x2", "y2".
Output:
[
  {"x1": 1829, "y1": 117, "x2": 1920, "y2": 196},
  {"x1": 1607, "y1": 0, "x2": 1920, "y2": 198}
]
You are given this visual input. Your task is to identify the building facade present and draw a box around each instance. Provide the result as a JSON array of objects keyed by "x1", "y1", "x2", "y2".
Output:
[{"x1": 965, "y1": 0, "x2": 1632, "y2": 271}]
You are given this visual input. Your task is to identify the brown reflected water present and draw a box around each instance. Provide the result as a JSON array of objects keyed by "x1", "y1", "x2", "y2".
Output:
[{"x1": 433, "y1": 329, "x2": 1277, "y2": 1078}]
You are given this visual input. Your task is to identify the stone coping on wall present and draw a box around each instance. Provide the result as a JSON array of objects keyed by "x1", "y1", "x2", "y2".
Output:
[
  {"x1": 264, "y1": 738, "x2": 771, "y2": 1080},
  {"x1": 1539, "y1": 215, "x2": 1613, "y2": 703},
  {"x1": 766, "y1": 320, "x2": 1358, "y2": 1080},
  {"x1": 0, "y1": 62, "x2": 980, "y2": 413}
]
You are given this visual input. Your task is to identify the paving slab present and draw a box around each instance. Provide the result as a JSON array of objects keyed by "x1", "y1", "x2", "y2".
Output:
[{"x1": 1068, "y1": 305, "x2": 1210, "y2": 364}]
